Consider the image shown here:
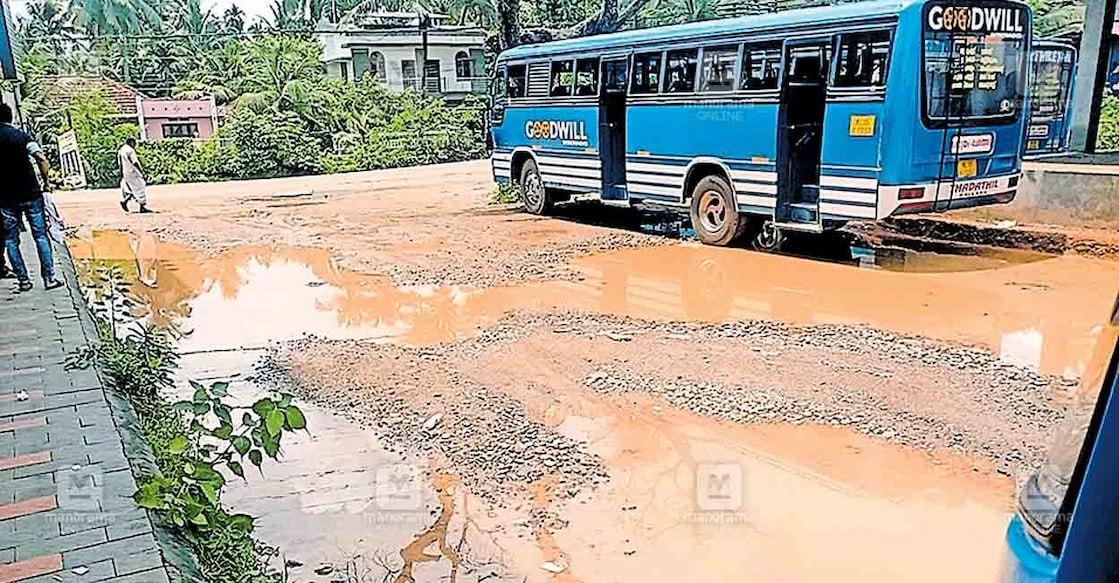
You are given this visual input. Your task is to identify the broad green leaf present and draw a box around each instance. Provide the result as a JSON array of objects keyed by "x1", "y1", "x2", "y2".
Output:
[
  {"x1": 265, "y1": 409, "x2": 284, "y2": 436},
  {"x1": 214, "y1": 405, "x2": 232, "y2": 426},
  {"x1": 192, "y1": 402, "x2": 210, "y2": 415},
  {"x1": 252, "y1": 398, "x2": 275, "y2": 417},
  {"x1": 242, "y1": 412, "x2": 254, "y2": 426},
  {"x1": 278, "y1": 394, "x2": 292, "y2": 408},
  {"x1": 229, "y1": 460, "x2": 245, "y2": 479},
  {"x1": 190, "y1": 512, "x2": 208, "y2": 526},
  {"x1": 182, "y1": 461, "x2": 195, "y2": 475},
  {"x1": 210, "y1": 381, "x2": 229, "y2": 397},
  {"x1": 248, "y1": 449, "x2": 263, "y2": 468},
  {"x1": 284, "y1": 406, "x2": 307, "y2": 430},
  {"x1": 169, "y1": 435, "x2": 189, "y2": 455},
  {"x1": 212, "y1": 423, "x2": 233, "y2": 439},
  {"x1": 199, "y1": 482, "x2": 218, "y2": 504},
  {"x1": 229, "y1": 513, "x2": 254, "y2": 533},
  {"x1": 233, "y1": 436, "x2": 251, "y2": 456},
  {"x1": 192, "y1": 388, "x2": 208, "y2": 404}
]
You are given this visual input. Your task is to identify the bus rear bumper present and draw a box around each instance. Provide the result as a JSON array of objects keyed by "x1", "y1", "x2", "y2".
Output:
[
  {"x1": 999, "y1": 515, "x2": 1058, "y2": 583},
  {"x1": 882, "y1": 173, "x2": 1020, "y2": 218}
]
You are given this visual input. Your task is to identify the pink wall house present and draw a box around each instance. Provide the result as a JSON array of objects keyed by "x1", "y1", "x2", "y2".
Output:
[{"x1": 138, "y1": 97, "x2": 219, "y2": 141}]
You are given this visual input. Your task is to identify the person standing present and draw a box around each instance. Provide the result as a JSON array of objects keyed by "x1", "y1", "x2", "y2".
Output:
[
  {"x1": 118, "y1": 137, "x2": 151, "y2": 213},
  {"x1": 0, "y1": 103, "x2": 62, "y2": 292}
]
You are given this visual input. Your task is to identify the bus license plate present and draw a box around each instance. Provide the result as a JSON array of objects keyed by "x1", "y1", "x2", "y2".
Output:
[{"x1": 957, "y1": 159, "x2": 977, "y2": 178}]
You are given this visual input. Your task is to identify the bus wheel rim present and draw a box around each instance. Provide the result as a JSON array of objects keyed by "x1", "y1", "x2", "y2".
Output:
[
  {"x1": 698, "y1": 190, "x2": 726, "y2": 233},
  {"x1": 524, "y1": 172, "x2": 544, "y2": 208}
]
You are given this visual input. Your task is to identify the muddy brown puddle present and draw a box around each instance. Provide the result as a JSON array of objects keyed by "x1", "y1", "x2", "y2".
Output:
[{"x1": 68, "y1": 228, "x2": 1119, "y2": 582}]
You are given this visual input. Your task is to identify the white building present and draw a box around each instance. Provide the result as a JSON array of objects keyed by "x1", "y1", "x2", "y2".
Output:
[{"x1": 315, "y1": 13, "x2": 488, "y2": 100}]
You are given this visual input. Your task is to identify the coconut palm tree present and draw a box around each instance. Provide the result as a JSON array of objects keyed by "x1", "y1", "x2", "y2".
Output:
[{"x1": 69, "y1": 0, "x2": 163, "y2": 35}]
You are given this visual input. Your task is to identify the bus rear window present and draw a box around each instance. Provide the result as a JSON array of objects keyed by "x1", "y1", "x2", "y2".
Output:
[
  {"x1": 923, "y1": 31, "x2": 1026, "y2": 124},
  {"x1": 1030, "y1": 48, "x2": 1075, "y2": 119}
]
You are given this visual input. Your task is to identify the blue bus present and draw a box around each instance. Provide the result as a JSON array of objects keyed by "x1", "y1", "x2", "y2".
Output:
[
  {"x1": 1002, "y1": 295, "x2": 1119, "y2": 582},
  {"x1": 490, "y1": 0, "x2": 1032, "y2": 250},
  {"x1": 1024, "y1": 40, "x2": 1076, "y2": 158}
]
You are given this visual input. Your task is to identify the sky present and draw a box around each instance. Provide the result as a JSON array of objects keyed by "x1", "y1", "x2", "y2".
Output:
[{"x1": 8, "y1": 0, "x2": 276, "y2": 25}]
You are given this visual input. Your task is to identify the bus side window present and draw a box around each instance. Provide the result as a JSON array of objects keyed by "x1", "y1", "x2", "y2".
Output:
[
  {"x1": 550, "y1": 60, "x2": 575, "y2": 97},
  {"x1": 740, "y1": 42, "x2": 781, "y2": 91},
  {"x1": 576, "y1": 58, "x2": 600, "y2": 96},
  {"x1": 604, "y1": 60, "x2": 628, "y2": 93},
  {"x1": 632, "y1": 52, "x2": 663, "y2": 94},
  {"x1": 834, "y1": 30, "x2": 891, "y2": 88},
  {"x1": 507, "y1": 64, "x2": 527, "y2": 98},
  {"x1": 665, "y1": 49, "x2": 698, "y2": 93},
  {"x1": 700, "y1": 44, "x2": 738, "y2": 93}
]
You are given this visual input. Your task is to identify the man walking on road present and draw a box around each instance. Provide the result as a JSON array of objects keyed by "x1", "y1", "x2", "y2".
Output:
[
  {"x1": 0, "y1": 103, "x2": 63, "y2": 292},
  {"x1": 118, "y1": 137, "x2": 151, "y2": 213}
]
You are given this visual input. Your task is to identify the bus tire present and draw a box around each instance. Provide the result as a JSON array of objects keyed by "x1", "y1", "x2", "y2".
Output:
[
  {"x1": 751, "y1": 219, "x2": 785, "y2": 253},
  {"x1": 519, "y1": 159, "x2": 552, "y2": 215},
  {"x1": 689, "y1": 175, "x2": 747, "y2": 246}
]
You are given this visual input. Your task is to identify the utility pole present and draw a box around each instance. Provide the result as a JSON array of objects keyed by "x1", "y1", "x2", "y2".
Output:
[
  {"x1": 1069, "y1": 0, "x2": 1118, "y2": 152},
  {"x1": 419, "y1": 12, "x2": 430, "y2": 94}
]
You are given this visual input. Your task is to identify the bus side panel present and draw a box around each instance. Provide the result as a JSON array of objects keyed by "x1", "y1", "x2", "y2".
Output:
[
  {"x1": 626, "y1": 100, "x2": 779, "y2": 211},
  {"x1": 819, "y1": 99, "x2": 885, "y2": 221},
  {"x1": 493, "y1": 104, "x2": 602, "y2": 192}
]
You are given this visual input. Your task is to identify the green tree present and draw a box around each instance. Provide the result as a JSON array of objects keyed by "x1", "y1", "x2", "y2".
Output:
[{"x1": 69, "y1": 0, "x2": 162, "y2": 35}]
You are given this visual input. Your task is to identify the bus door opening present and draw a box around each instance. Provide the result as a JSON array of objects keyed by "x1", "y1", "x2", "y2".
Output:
[
  {"x1": 776, "y1": 40, "x2": 831, "y2": 226},
  {"x1": 600, "y1": 58, "x2": 629, "y2": 200}
]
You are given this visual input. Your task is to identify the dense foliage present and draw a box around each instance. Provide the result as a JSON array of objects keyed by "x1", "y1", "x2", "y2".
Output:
[{"x1": 68, "y1": 263, "x2": 303, "y2": 582}]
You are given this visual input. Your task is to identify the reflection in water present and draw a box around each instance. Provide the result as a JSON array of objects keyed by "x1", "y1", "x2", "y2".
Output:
[{"x1": 69, "y1": 229, "x2": 1117, "y2": 375}]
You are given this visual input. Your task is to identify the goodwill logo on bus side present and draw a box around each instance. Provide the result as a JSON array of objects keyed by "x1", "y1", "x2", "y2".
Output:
[
  {"x1": 525, "y1": 120, "x2": 589, "y2": 146},
  {"x1": 927, "y1": 5, "x2": 1025, "y2": 33}
]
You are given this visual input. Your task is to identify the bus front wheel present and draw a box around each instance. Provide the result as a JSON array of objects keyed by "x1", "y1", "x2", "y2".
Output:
[
  {"x1": 519, "y1": 159, "x2": 552, "y2": 215},
  {"x1": 689, "y1": 175, "x2": 747, "y2": 246}
]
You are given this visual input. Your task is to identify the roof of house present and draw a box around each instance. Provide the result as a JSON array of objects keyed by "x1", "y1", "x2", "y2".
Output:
[{"x1": 41, "y1": 76, "x2": 144, "y2": 116}]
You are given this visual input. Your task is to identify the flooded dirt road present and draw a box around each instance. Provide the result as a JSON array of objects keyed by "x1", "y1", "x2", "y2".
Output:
[{"x1": 57, "y1": 162, "x2": 1119, "y2": 582}]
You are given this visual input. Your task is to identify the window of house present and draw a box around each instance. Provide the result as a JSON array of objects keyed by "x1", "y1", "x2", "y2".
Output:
[
  {"x1": 352, "y1": 48, "x2": 371, "y2": 80},
  {"x1": 740, "y1": 42, "x2": 782, "y2": 90},
  {"x1": 370, "y1": 51, "x2": 385, "y2": 80},
  {"x1": 550, "y1": 60, "x2": 575, "y2": 97},
  {"x1": 631, "y1": 52, "x2": 662, "y2": 94},
  {"x1": 700, "y1": 44, "x2": 738, "y2": 93},
  {"x1": 507, "y1": 64, "x2": 527, "y2": 98},
  {"x1": 834, "y1": 30, "x2": 891, "y2": 88},
  {"x1": 665, "y1": 48, "x2": 698, "y2": 93},
  {"x1": 456, "y1": 51, "x2": 474, "y2": 79},
  {"x1": 402, "y1": 59, "x2": 417, "y2": 88},
  {"x1": 575, "y1": 58, "x2": 599, "y2": 96},
  {"x1": 162, "y1": 121, "x2": 200, "y2": 139}
]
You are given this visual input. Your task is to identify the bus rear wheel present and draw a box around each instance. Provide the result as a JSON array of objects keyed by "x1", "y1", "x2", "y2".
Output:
[
  {"x1": 689, "y1": 175, "x2": 747, "y2": 247},
  {"x1": 519, "y1": 159, "x2": 552, "y2": 215}
]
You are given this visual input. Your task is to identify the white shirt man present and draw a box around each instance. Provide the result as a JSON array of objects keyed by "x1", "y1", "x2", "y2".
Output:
[{"x1": 118, "y1": 138, "x2": 150, "y2": 213}]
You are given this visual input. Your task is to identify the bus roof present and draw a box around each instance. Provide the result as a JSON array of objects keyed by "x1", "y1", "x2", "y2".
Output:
[{"x1": 499, "y1": 0, "x2": 917, "y2": 61}]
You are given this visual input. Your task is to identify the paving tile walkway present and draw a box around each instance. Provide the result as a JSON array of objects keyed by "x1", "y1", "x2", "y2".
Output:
[{"x1": 0, "y1": 233, "x2": 188, "y2": 582}]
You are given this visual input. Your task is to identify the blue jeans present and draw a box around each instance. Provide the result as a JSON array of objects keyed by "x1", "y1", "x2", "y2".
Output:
[{"x1": 1, "y1": 198, "x2": 55, "y2": 283}]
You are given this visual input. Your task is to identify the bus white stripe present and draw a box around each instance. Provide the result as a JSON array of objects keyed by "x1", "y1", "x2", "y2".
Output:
[
  {"x1": 493, "y1": 160, "x2": 511, "y2": 169},
  {"x1": 538, "y1": 155, "x2": 601, "y2": 169},
  {"x1": 628, "y1": 162, "x2": 686, "y2": 176},
  {"x1": 492, "y1": 152, "x2": 512, "y2": 162},
  {"x1": 730, "y1": 170, "x2": 777, "y2": 183},
  {"x1": 819, "y1": 189, "x2": 877, "y2": 205},
  {"x1": 734, "y1": 182, "x2": 778, "y2": 195},
  {"x1": 820, "y1": 175, "x2": 878, "y2": 191},
  {"x1": 542, "y1": 174, "x2": 600, "y2": 189},
  {"x1": 629, "y1": 184, "x2": 682, "y2": 199},
  {"x1": 628, "y1": 173, "x2": 683, "y2": 187},
  {"x1": 820, "y1": 202, "x2": 877, "y2": 219},
  {"x1": 736, "y1": 194, "x2": 776, "y2": 208},
  {"x1": 540, "y1": 166, "x2": 601, "y2": 179}
]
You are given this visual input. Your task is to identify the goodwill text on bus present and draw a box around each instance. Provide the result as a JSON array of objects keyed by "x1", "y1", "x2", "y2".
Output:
[
  {"x1": 926, "y1": 5, "x2": 1025, "y2": 33},
  {"x1": 525, "y1": 120, "x2": 589, "y2": 141}
]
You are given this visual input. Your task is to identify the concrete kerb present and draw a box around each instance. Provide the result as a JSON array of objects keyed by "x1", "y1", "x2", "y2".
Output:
[{"x1": 56, "y1": 241, "x2": 205, "y2": 582}]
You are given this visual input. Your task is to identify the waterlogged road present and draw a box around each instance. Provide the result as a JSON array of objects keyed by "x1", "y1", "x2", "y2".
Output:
[{"x1": 57, "y1": 162, "x2": 1119, "y2": 582}]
